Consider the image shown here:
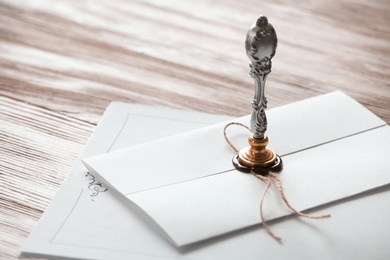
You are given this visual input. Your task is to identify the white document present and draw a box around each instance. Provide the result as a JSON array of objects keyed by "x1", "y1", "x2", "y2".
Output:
[
  {"x1": 22, "y1": 94, "x2": 390, "y2": 260},
  {"x1": 83, "y1": 92, "x2": 390, "y2": 247}
]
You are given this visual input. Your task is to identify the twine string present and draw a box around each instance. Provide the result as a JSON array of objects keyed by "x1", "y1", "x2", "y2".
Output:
[
  {"x1": 224, "y1": 122, "x2": 331, "y2": 241},
  {"x1": 269, "y1": 172, "x2": 331, "y2": 220},
  {"x1": 253, "y1": 172, "x2": 282, "y2": 241},
  {"x1": 223, "y1": 122, "x2": 252, "y2": 154}
]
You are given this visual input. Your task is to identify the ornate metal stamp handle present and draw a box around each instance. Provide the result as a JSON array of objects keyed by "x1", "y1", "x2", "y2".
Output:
[
  {"x1": 245, "y1": 16, "x2": 277, "y2": 139},
  {"x1": 230, "y1": 15, "x2": 282, "y2": 174}
]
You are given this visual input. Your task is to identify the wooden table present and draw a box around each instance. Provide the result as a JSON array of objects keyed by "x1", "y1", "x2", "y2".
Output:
[{"x1": 1, "y1": 0, "x2": 389, "y2": 258}]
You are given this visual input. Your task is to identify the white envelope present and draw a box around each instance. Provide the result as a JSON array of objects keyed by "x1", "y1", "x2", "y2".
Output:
[{"x1": 83, "y1": 91, "x2": 390, "y2": 247}]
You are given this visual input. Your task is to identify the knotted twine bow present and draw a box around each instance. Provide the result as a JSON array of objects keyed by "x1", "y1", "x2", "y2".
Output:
[{"x1": 223, "y1": 122, "x2": 331, "y2": 241}]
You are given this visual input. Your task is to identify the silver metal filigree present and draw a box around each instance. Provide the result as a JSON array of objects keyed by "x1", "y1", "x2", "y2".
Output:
[{"x1": 245, "y1": 16, "x2": 277, "y2": 139}]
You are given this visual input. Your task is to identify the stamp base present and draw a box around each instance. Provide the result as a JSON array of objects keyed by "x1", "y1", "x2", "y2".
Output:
[{"x1": 233, "y1": 154, "x2": 283, "y2": 176}]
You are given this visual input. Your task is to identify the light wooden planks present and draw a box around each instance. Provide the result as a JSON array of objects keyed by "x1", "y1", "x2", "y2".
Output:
[
  {"x1": 1, "y1": 0, "x2": 389, "y2": 121},
  {"x1": 1, "y1": 0, "x2": 389, "y2": 259},
  {"x1": 1, "y1": 96, "x2": 94, "y2": 259}
]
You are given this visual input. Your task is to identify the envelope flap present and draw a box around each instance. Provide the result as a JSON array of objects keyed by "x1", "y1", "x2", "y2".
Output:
[{"x1": 83, "y1": 91, "x2": 385, "y2": 195}]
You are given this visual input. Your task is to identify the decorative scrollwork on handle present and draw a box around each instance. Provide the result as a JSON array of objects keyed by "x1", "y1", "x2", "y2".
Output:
[{"x1": 245, "y1": 16, "x2": 277, "y2": 139}]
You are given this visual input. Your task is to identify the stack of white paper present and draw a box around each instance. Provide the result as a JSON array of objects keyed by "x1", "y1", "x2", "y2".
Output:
[{"x1": 22, "y1": 92, "x2": 390, "y2": 260}]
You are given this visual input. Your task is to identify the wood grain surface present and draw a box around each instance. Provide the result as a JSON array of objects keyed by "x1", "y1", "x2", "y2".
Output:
[{"x1": 1, "y1": 0, "x2": 389, "y2": 259}]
